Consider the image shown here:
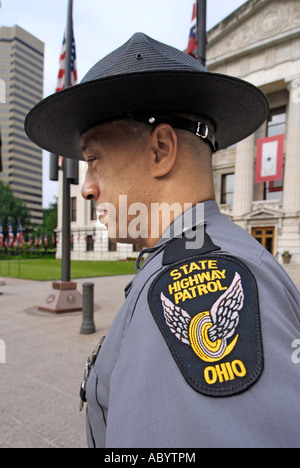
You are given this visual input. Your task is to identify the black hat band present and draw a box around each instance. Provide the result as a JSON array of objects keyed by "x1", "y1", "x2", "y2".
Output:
[{"x1": 129, "y1": 113, "x2": 218, "y2": 153}]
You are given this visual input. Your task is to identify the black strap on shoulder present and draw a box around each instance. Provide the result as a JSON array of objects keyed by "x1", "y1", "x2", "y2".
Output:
[{"x1": 129, "y1": 113, "x2": 218, "y2": 153}]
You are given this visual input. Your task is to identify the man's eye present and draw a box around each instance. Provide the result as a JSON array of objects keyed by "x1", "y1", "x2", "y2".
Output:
[{"x1": 87, "y1": 157, "x2": 97, "y2": 164}]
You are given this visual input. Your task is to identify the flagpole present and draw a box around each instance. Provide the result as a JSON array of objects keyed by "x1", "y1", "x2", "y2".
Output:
[
  {"x1": 196, "y1": 0, "x2": 207, "y2": 66},
  {"x1": 61, "y1": 0, "x2": 73, "y2": 282}
]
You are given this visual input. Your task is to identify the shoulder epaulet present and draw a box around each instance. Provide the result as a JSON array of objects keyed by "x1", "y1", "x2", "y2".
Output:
[{"x1": 162, "y1": 226, "x2": 221, "y2": 265}]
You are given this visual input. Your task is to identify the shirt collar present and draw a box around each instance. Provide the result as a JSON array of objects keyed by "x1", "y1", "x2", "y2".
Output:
[
  {"x1": 134, "y1": 200, "x2": 220, "y2": 271},
  {"x1": 156, "y1": 200, "x2": 220, "y2": 248}
]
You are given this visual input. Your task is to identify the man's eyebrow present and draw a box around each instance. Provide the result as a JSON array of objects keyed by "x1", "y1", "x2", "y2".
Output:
[
  {"x1": 79, "y1": 136, "x2": 93, "y2": 153},
  {"x1": 80, "y1": 129, "x2": 107, "y2": 154}
]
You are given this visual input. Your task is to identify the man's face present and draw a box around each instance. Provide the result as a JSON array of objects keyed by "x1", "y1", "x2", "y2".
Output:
[{"x1": 80, "y1": 120, "x2": 153, "y2": 244}]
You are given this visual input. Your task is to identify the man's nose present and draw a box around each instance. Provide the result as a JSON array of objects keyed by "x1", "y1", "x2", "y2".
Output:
[{"x1": 81, "y1": 171, "x2": 100, "y2": 201}]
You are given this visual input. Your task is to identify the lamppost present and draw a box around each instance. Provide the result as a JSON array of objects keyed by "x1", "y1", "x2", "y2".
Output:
[{"x1": 196, "y1": 0, "x2": 207, "y2": 67}]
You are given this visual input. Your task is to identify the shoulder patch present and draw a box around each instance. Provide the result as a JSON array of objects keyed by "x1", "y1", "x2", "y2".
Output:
[{"x1": 148, "y1": 254, "x2": 264, "y2": 397}]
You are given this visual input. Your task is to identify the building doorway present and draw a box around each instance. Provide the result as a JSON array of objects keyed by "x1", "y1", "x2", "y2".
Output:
[{"x1": 252, "y1": 227, "x2": 275, "y2": 255}]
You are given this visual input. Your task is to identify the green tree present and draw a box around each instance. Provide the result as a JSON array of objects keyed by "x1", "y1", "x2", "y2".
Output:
[{"x1": 0, "y1": 181, "x2": 31, "y2": 237}]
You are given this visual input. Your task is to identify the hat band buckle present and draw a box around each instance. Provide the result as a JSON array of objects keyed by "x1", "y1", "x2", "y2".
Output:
[{"x1": 196, "y1": 122, "x2": 209, "y2": 140}]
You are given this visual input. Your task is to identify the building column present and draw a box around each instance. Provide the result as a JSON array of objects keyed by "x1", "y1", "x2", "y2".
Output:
[
  {"x1": 232, "y1": 133, "x2": 255, "y2": 216},
  {"x1": 283, "y1": 78, "x2": 300, "y2": 213}
]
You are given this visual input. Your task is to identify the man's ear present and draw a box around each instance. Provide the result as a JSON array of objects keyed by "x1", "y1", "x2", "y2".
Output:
[{"x1": 150, "y1": 124, "x2": 178, "y2": 178}]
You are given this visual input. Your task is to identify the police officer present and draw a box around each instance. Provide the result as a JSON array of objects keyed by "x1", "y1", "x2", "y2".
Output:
[{"x1": 26, "y1": 33, "x2": 300, "y2": 448}]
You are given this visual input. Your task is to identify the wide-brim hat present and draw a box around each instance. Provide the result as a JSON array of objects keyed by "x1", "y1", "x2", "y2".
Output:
[{"x1": 25, "y1": 32, "x2": 269, "y2": 161}]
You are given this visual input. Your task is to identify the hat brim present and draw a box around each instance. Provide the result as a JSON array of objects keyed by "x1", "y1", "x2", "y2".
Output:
[{"x1": 25, "y1": 70, "x2": 269, "y2": 161}]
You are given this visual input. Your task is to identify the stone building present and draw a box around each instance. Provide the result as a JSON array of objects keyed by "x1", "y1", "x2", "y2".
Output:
[
  {"x1": 208, "y1": 0, "x2": 300, "y2": 265},
  {"x1": 57, "y1": 0, "x2": 300, "y2": 265}
]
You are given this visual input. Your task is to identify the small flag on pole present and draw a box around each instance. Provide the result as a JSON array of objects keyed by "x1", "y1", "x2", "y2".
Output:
[
  {"x1": 0, "y1": 221, "x2": 4, "y2": 248},
  {"x1": 8, "y1": 218, "x2": 14, "y2": 247},
  {"x1": 16, "y1": 218, "x2": 24, "y2": 246},
  {"x1": 187, "y1": 2, "x2": 197, "y2": 57},
  {"x1": 255, "y1": 135, "x2": 285, "y2": 183},
  {"x1": 56, "y1": 30, "x2": 78, "y2": 92}
]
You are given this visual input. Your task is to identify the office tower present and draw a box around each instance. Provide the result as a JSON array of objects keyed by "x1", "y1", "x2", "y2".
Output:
[{"x1": 0, "y1": 25, "x2": 44, "y2": 224}]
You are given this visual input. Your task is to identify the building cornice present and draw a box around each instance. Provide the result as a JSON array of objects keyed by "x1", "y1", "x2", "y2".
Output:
[{"x1": 207, "y1": 0, "x2": 300, "y2": 68}]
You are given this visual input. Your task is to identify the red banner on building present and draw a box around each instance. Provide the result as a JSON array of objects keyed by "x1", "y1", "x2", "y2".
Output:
[{"x1": 255, "y1": 134, "x2": 284, "y2": 183}]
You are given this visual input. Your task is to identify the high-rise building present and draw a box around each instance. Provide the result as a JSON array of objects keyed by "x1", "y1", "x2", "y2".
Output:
[{"x1": 0, "y1": 25, "x2": 44, "y2": 225}]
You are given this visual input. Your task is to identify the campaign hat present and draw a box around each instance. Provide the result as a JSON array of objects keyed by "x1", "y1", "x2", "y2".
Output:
[{"x1": 25, "y1": 32, "x2": 269, "y2": 161}]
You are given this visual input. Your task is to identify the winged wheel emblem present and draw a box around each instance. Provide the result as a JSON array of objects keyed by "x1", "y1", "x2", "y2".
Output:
[{"x1": 161, "y1": 272, "x2": 244, "y2": 363}]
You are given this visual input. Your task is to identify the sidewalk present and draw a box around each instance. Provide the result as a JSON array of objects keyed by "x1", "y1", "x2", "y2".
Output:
[
  {"x1": 0, "y1": 264, "x2": 299, "y2": 448},
  {"x1": 0, "y1": 275, "x2": 134, "y2": 448}
]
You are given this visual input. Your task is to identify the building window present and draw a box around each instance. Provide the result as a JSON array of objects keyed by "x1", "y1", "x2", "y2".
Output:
[
  {"x1": 109, "y1": 239, "x2": 117, "y2": 252},
  {"x1": 267, "y1": 107, "x2": 286, "y2": 137},
  {"x1": 221, "y1": 173, "x2": 235, "y2": 209},
  {"x1": 90, "y1": 199, "x2": 97, "y2": 221},
  {"x1": 71, "y1": 197, "x2": 77, "y2": 222},
  {"x1": 265, "y1": 107, "x2": 286, "y2": 205},
  {"x1": 86, "y1": 235, "x2": 94, "y2": 252},
  {"x1": 252, "y1": 227, "x2": 275, "y2": 255}
]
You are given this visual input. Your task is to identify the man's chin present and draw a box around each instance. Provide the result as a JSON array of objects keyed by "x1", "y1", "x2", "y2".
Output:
[
  {"x1": 107, "y1": 232, "x2": 149, "y2": 247},
  {"x1": 108, "y1": 236, "x2": 141, "y2": 245}
]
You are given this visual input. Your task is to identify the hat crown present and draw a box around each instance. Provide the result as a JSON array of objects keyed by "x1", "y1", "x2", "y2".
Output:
[
  {"x1": 25, "y1": 32, "x2": 269, "y2": 161},
  {"x1": 82, "y1": 32, "x2": 207, "y2": 83}
]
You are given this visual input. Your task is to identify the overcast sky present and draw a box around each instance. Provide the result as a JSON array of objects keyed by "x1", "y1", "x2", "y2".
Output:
[{"x1": 0, "y1": 0, "x2": 247, "y2": 207}]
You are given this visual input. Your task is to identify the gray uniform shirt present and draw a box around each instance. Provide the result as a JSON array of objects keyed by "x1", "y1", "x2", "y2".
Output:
[{"x1": 85, "y1": 201, "x2": 300, "y2": 448}]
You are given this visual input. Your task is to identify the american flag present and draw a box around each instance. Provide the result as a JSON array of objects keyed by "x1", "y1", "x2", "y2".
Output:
[
  {"x1": 0, "y1": 221, "x2": 3, "y2": 248},
  {"x1": 8, "y1": 218, "x2": 14, "y2": 247},
  {"x1": 187, "y1": 2, "x2": 197, "y2": 57},
  {"x1": 56, "y1": 29, "x2": 78, "y2": 92},
  {"x1": 16, "y1": 218, "x2": 24, "y2": 246}
]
